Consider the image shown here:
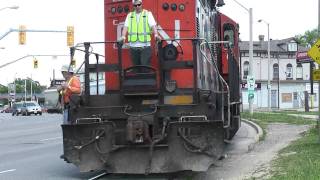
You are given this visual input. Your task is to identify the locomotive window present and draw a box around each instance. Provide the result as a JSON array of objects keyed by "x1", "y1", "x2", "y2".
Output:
[{"x1": 223, "y1": 24, "x2": 235, "y2": 48}]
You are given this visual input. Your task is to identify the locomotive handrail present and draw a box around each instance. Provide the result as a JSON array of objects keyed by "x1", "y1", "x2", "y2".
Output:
[
  {"x1": 199, "y1": 40, "x2": 229, "y2": 65},
  {"x1": 79, "y1": 41, "x2": 124, "y2": 102},
  {"x1": 82, "y1": 105, "x2": 127, "y2": 109},
  {"x1": 199, "y1": 40, "x2": 231, "y2": 128},
  {"x1": 200, "y1": 40, "x2": 230, "y2": 46},
  {"x1": 179, "y1": 115, "x2": 208, "y2": 122},
  {"x1": 123, "y1": 65, "x2": 156, "y2": 73},
  {"x1": 230, "y1": 101, "x2": 241, "y2": 105},
  {"x1": 157, "y1": 38, "x2": 219, "y2": 105},
  {"x1": 159, "y1": 37, "x2": 205, "y2": 41},
  {"x1": 75, "y1": 117, "x2": 102, "y2": 124},
  {"x1": 123, "y1": 104, "x2": 158, "y2": 117},
  {"x1": 157, "y1": 38, "x2": 202, "y2": 104}
]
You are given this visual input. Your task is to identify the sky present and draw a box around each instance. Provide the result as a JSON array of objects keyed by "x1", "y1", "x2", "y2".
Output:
[
  {"x1": 0, "y1": 0, "x2": 318, "y2": 87},
  {"x1": 0, "y1": 0, "x2": 104, "y2": 87},
  {"x1": 220, "y1": 0, "x2": 318, "y2": 41}
]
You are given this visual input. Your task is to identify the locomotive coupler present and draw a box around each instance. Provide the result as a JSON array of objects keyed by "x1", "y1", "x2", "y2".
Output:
[{"x1": 126, "y1": 115, "x2": 152, "y2": 144}]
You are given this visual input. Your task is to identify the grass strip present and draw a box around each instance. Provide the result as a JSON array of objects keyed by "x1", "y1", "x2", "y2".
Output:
[
  {"x1": 269, "y1": 127, "x2": 320, "y2": 180},
  {"x1": 241, "y1": 111, "x2": 314, "y2": 141},
  {"x1": 241, "y1": 111, "x2": 319, "y2": 180},
  {"x1": 241, "y1": 111, "x2": 314, "y2": 125}
]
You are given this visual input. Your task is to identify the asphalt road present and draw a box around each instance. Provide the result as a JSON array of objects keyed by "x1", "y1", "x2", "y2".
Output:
[
  {"x1": 0, "y1": 113, "x2": 258, "y2": 180},
  {"x1": 0, "y1": 113, "x2": 98, "y2": 180}
]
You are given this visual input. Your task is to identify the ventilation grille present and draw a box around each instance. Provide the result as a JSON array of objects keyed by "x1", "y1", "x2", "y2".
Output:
[
  {"x1": 210, "y1": 25, "x2": 218, "y2": 62},
  {"x1": 196, "y1": 17, "x2": 200, "y2": 38}
]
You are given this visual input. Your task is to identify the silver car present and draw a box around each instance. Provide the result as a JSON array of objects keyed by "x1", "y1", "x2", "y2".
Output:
[{"x1": 22, "y1": 101, "x2": 42, "y2": 116}]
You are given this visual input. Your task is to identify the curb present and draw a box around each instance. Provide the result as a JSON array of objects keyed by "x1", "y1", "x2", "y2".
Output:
[{"x1": 242, "y1": 118, "x2": 263, "y2": 142}]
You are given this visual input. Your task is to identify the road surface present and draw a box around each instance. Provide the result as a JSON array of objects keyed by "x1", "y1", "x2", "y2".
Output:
[{"x1": 0, "y1": 113, "x2": 261, "y2": 180}]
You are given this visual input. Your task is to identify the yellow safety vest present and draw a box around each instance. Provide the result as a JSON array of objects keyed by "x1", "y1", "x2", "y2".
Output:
[{"x1": 128, "y1": 10, "x2": 151, "y2": 42}]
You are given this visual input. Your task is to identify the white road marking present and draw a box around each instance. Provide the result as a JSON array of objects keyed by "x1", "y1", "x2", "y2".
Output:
[
  {"x1": 39, "y1": 137, "x2": 61, "y2": 141},
  {"x1": 0, "y1": 169, "x2": 16, "y2": 174},
  {"x1": 88, "y1": 172, "x2": 107, "y2": 180}
]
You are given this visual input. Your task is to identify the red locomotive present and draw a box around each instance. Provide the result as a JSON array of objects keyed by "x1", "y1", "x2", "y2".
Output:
[{"x1": 61, "y1": 0, "x2": 241, "y2": 175}]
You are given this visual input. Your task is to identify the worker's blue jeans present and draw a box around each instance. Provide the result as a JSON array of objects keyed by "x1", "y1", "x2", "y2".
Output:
[{"x1": 63, "y1": 109, "x2": 69, "y2": 124}]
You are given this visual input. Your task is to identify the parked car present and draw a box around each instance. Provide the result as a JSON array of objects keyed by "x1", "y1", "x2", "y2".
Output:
[
  {"x1": 21, "y1": 101, "x2": 42, "y2": 116},
  {"x1": 12, "y1": 102, "x2": 24, "y2": 116},
  {"x1": 2, "y1": 105, "x2": 12, "y2": 113},
  {"x1": 5, "y1": 108, "x2": 13, "y2": 113}
]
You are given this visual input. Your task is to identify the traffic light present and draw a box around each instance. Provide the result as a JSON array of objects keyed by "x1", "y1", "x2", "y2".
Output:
[
  {"x1": 33, "y1": 58, "x2": 38, "y2": 69},
  {"x1": 67, "y1": 26, "x2": 74, "y2": 46},
  {"x1": 19, "y1": 25, "x2": 26, "y2": 45},
  {"x1": 71, "y1": 59, "x2": 76, "y2": 66}
]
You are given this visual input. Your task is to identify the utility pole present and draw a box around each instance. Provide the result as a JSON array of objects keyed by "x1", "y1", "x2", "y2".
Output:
[
  {"x1": 30, "y1": 75, "x2": 33, "y2": 101},
  {"x1": 231, "y1": 0, "x2": 254, "y2": 115},
  {"x1": 0, "y1": 28, "x2": 68, "y2": 41},
  {"x1": 258, "y1": 19, "x2": 271, "y2": 111},
  {"x1": 0, "y1": 6, "x2": 19, "y2": 11},
  {"x1": 7, "y1": 82, "x2": 10, "y2": 106},
  {"x1": 24, "y1": 79, "x2": 26, "y2": 102},
  {"x1": 267, "y1": 23, "x2": 270, "y2": 111},
  {"x1": 0, "y1": 54, "x2": 69, "y2": 69},
  {"x1": 248, "y1": 8, "x2": 254, "y2": 115},
  {"x1": 318, "y1": 0, "x2": 320, "y2": 143},
  {"x1": 14, "y1": 74, "x2": 16, "y2": 102}
]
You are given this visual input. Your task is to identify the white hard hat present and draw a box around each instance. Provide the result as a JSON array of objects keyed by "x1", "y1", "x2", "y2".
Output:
[
  {"x1": 61, "y1": 64, "x2": 74, "y2": 73},
  {"x1": 132, "y1": 0, "x2": 142, "y2": 4}
]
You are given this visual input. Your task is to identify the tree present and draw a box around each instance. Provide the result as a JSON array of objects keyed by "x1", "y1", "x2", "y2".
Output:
[
  {"x1": 14, "y1": 78, "x2": 45, "y2": 93},
  {"x1": 0, "y1": 85, "x2": 8, "y2": 94},
  {"x1": 295, "y1": 28, "x2": 318, "y2": 48}
]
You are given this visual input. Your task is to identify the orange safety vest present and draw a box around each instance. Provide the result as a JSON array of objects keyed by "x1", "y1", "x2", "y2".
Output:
[{"x1": 61, "y1": 75, "x2": 81, "y2": 104}]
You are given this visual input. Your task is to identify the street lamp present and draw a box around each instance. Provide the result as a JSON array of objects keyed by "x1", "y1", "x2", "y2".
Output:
[
  {"x1": 231, "y1": 0, "x2": 254, "y2": 114},
  {"x1": 0, "y1": 6, "x2": 19, "y2": 11},
  {"x1": 258, "y1": 19, "x2": 271, "y2": 111},
  {"x1": 14, "y1": 73, "x2": 16, "y2": 103}
]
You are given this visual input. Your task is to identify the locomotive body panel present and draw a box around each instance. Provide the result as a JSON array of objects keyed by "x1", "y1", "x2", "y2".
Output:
[{"x1": 61, "y1": 0, "x2": 241, "y2": 174}]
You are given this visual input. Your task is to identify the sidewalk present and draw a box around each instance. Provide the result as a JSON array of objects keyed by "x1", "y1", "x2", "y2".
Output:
[
  {"x1": 250, "y1": 107, "x2": 319, "y2": 112},
  {"x1": 287, "y1": 114, "x2": 318, "y2": 120}
]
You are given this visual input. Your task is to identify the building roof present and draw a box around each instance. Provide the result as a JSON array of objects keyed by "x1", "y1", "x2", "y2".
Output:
[{"x1": 239, "y1": 37, "x2": 309, "y2": 53}]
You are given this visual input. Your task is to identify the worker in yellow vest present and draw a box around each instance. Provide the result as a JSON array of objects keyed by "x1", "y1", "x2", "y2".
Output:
[{"x1": 118, "y1": 0, "x2": 160, "y2": 71}]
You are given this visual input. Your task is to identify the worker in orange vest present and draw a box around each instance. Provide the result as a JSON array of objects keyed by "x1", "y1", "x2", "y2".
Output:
[{"x1": 57, "y1": 64, "x2": 81, "y2": 124}]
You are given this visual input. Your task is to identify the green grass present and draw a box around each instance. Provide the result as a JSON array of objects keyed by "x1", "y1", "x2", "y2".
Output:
[
  {"x1": 269, "y1": 127, "x2": 320, "y2": 180},
  {"x1": 241, "y1": 111, "x2": 315, "y2": 125},
  {"x1": 241, "y1": 111, "x2": 320, "y2": 180},
  {"x1": 241, "y1": 111, "x2": 315, "y2": 141},
  {"x1": 274, "y1": 111, "x2": 320, "y2": 115}
]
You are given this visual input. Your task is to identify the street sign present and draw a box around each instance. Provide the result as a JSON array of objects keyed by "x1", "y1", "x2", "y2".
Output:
[
  {"x1": 307, "y1": 39, "x2": 320, "y2": 64},
  {"x1": 247, "y1": 76, "x2": 255, "y2": 91},
  {"x1": 296, "y1": 51, "x2": 312, "y2": 64},
  {"x1": 248, "y1": 90, "x2": 254, "y2": 101},
  {"x1": 313, "y1": 69, "x2": 320, "y2": 81},
  {"x1": 247, "y1": 76, "x2": 255, "y2": 100},
  {"x1": 241, "y1": 82, "x2": 261, "y2": 89}
]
